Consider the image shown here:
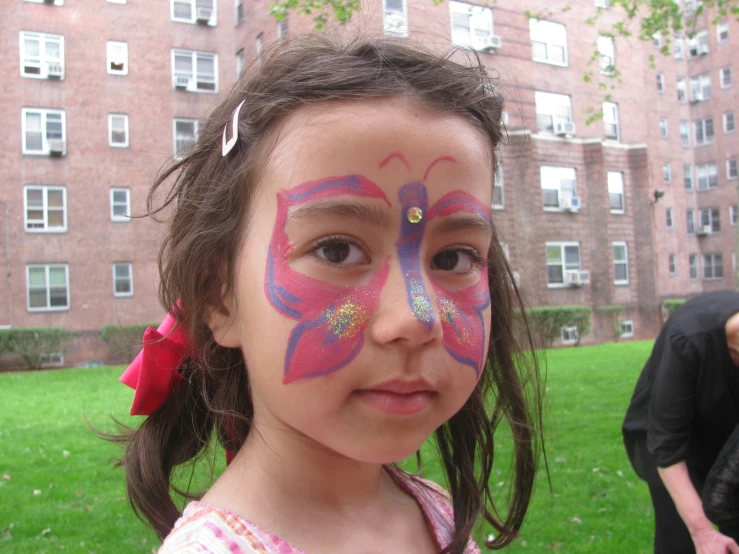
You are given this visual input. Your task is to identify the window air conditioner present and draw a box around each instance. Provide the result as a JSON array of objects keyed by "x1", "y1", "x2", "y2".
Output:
[
  {"x1": 554, "y1": 122, "x2": 576, "y2": 136},
  {"x1": 564, "y1": 270, "x2": 585, "y2": 287},
  {"x1": 174, "y1": 75, "x2": 191, "y2": 89},
  {"x1": 698, "y1": 44, "x2": 709, "y2": 55},
  {"x1": 196, "y1": 7, "x2": 212, "y2": 23},
  {"x1": 46, "y1": 63, "x2": 63, "y2": 78},
  {"x1": 561, "y1": 197, "x2": 581, "y2": 212},
  {"x1": 690, "y1": 91, "x2": 703, "y2": 103},
  {"x1": 43, "y1": 0, "x2": 56, "y2": 4},
  {"x1": 48, "y1": 139, "x2": 65, "y2": 155},
  {"x1": 696, "y1": 224, "x2": 712, "y2": 236},
  {"x1": 481, "y1": 35, "x2": 502, "y2": 51}
]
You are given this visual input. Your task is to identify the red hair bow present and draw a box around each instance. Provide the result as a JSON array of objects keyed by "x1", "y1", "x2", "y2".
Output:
[{"x1": 119, "y1": 313, "x2": 190, "y2": 416}]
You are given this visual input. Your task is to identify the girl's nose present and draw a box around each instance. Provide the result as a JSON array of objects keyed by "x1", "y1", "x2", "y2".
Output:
[{"x1": 368, "y1": 264, "x2": 443, "y2": 348}]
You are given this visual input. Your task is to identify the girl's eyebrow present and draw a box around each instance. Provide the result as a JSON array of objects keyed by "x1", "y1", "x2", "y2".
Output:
[
  {"x1": 433, "y1": 214, "x2": 493, "y2": 241},
  {"x1": 286, "y1": 200, "x2": 392, "y2": 229}
]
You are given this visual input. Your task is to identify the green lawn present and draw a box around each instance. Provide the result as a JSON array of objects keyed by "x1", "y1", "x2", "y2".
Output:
[{"x1": 0, "y1": 341, "x2": 655, "y2": 553}]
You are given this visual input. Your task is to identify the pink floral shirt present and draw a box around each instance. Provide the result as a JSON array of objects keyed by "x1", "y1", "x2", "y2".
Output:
[{"x1": 158, "y1": 467, "x2": 481, "y2": 553}]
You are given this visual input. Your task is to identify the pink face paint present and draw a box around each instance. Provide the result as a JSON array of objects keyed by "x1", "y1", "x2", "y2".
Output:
[
  {"x1": 265, "y1": 175, "x2": 391, "y2": 384},
  {"x1": 423, "y1": 155, "x2": 457, "y2": 181},
  {"x1": 378, "y1": 152, "x2": 411, "y2": 172}
]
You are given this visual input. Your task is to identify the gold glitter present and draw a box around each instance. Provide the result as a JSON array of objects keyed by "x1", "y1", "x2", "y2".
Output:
[
  {"x1": 437, "y1": 297, "x2": 472, "y2": 345},
  {"x1": 409, "y1": 278, "x2": 433, "y2": 322},
  {"x1": 406, "y1": 207, "x2": 423, "y2": 224},
  {"x1": 327, "y1": 300, "x2": 369, "y2": 339}
]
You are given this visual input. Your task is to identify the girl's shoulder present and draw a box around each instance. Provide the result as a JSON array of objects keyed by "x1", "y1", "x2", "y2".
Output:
[{"x1": 158, "y1": 501, "x2": 307, "y2": 554}]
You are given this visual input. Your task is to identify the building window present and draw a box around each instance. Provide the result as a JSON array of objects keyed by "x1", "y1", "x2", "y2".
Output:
[
  {"x1": 689, "y1": 73, "x2": 711, "y2": 101},
  {"x1": 666, "y1": 207, "x2": 674, "y2": 229},
  {"x1": 656, "y1": 73, "x2": 665, "y2": 92},
  {"x1": 597, "y1": 35, "x2": 615, "y2": 74},
  {"x1": 546, "y1": 242, "x2": 581, "y2": 287},
  {"x1": 669, "y1": 254, "x2": 676, "y2": 276},
  {"x1": 108, "y1": 114, "x2": 129, "y2": 148},
  {"x1": 663, "y1": 163, "x2": 671, "y2": 184},
  {"x1": 603, "y1": 102, "x2": 619, "y2": 140},
  {"x1": 110, "y1": 188, "x2": 130, "y2": 221},
  {"x1": 171, "y1": 0, "x2": 216, "y2": 25},
  {"x1": 674, "y1": 35, "x2": 685, "y2": 59},
  {"x1": 174, "y1": 118, "x2": 199, "y2": 156},
  {"x1": 731, "y1": 205, "x2": 737, "y2": 226},
  {"x1": 256, "y1": 33, "x2": 264, "y2": 64},
  {"x1": 22, "y1": 108, "x2": 65, "y2": 156},
  {"x1": 493, "y1": 163, "x2": 504, "y2": 209},
  {"x1": 700, "y1": 207, "x2": 721, "y2": 233},
  {"x1": 529, "y1": 19, "x2": 567, "y2": 66},
  {"x1": 728, "y1": 159, "x2": 738, "y2": 180},
  {"x1": 687, "y1": 209, "x2": 695, "y2": 235},
  {"x1": 541, "y1": 166, "x2": 577, "y2": 210},
  {"x1": 27, "y1": 264, "x2": 69, "y2": 311},
  {"x1": 384, "y1": 0, "x2": 409, "y2": 38},
  {"x1": 659, "y1": 117, "x2": 669, "y2": 139},
  {"x1": 235, "y1": 0, "x2": 243, "y2": 25},
  {"x1": 278, "y1": 15, "x2": 288, "y2": 41},
  {"x1": 694, "y1": 118, "x2": 715, "y2": 146},
  {"x1": 113, "y1": 263, "x2": 133, "y2": 297},
  {"x1": 689, "y1": 253, "x2": 698, "y2": 281},
  {"x1": 720, "y1": 67, "x2": 732, "y2": 88},
  {"x1": 561, "y1": 326, "x2": 578, "y2": 345},
  {"x1": 24, "y1": 186, "x2": 66, "y2": 233},
  {"x1": 703, "y1": 253, "x2": 723, "y2": 280},
  {"x1": 619, "y1": 320, "x2": 634, "y2": 338},
  {"x1": 687, "y1": 30, "x2": 709, "y2": 57},
  {"x1": 677, "y1": 77, "x2": 686, "y2": 103},
  {"x1": 236, "y1": 48, "x2": 244, "y2": 76},
  {"x1": 24, "y1": 0, "x2": 64, "y2": 4},
  {"x1": 535, "y1": 91, "x2": 572, "y2": 134},
  {"x1": 595, "y1": 0, "x2": 611, "y2": 7},
  {"x1": 684, "y1": 164, "x2": 693, "y2": 190},
  {"x1": 717, "y1": 20, "x2": 729, "y2": 43},
  {"x1": 696, "y1": 163, "x2": 718, "y2": 190},
  {"x1": 679, "y1": 121, "x2": 690, "y2": 147},
  {"x1": 725, "y1": 112, "x2": 736, "y2": 134},
  {"x1": 19, "y1": 31, "x2": 64, "y2": 80},
  {"x1": 613, "y1": 241, "x2": 629, "y2": 285},
  {"x1": 172, "y1": 49, "x2": 218, "y2": 92},
  {"x1": 608, "y1": 171, "x2": 624, "y2": 213},
  {"x1": 106, "y1": 41, "x2": 128, "y2": 75}
]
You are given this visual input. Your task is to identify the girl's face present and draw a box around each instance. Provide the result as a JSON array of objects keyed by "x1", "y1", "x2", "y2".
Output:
[{"x1": 211, "y1": 97, "x2": 494, "y2": 463}]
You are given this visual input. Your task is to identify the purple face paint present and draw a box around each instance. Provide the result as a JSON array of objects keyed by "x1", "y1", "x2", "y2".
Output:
[{"x1": 265, "y1": 175, "x2": 391, "y2": 384}]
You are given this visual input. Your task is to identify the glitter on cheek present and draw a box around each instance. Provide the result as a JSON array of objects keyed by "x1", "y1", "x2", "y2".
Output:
[
  {"x1": 327, "y1": 299, "x2": 370, "y2": 339},
  {"x1": 437, "y1": 296, "x2": 473, "y2": 346},
  {"x1": 408, "y1": 277, "x2": 434, "y2": 323}
]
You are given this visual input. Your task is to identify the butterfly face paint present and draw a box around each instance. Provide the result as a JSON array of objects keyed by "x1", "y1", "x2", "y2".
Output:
[{"x1": 265, "y1": 175, "x2": 391, "y2": 384}]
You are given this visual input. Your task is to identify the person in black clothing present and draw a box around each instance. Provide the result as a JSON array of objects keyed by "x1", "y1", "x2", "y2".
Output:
[{"x1": 623, "y1": 290, "x2": 739, "y2": 554}]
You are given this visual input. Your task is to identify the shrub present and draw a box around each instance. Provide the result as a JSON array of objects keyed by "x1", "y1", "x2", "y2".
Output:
[
  {"x1": 663, "y1": 298, "x2": 686, "y2": 317},
  {"x1": 526, "y1": 305, "x2": 592, "y2": 347},
  {"x1": 100, "y1": 323, "x2": 158, "y2": 363},
  {"x1": 0, "y1": 328, "x2": 76, "y2": 370},
  {"x1": 596, "y1": 304, "x2": 625, "y2": 341}
]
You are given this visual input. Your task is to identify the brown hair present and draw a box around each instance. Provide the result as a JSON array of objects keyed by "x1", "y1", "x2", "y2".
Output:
[{"x1": 111, "y1": 34, "x2": 544, "y2": 552}]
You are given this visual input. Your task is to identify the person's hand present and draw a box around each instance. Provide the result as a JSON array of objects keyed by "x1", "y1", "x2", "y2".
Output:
[{"x1": 691, "y1": 525, "x2": 739, "y2": 554}]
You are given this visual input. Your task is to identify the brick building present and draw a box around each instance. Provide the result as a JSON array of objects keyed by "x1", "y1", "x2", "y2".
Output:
[{"x1": 0, "y1": 0, "x2": 736, "y2": 364}]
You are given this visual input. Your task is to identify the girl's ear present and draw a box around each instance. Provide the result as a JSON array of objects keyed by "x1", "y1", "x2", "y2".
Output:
[{"x1": 206, "y1": 298, "x2": 241, "y2": 348}]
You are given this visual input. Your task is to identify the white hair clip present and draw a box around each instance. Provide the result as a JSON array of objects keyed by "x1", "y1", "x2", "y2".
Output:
[{"x1": 221, "y1": 99, "x2": 246, "y2": 157}]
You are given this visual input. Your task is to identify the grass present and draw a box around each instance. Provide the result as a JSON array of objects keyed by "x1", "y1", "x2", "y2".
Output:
[{"x1": 0, "y1": 341, "x2": 655, "y2": 553}]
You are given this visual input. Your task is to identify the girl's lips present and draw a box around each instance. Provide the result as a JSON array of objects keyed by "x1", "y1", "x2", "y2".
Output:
[{"x1": 354, "y1": 389, "x2": 436, "y2": 416}]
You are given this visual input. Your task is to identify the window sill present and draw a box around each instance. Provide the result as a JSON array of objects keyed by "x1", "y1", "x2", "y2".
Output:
[
  {"x1": 28, "y1": 306, "x2": 70, "y2": 313},
  {"x1": 114, "y1": 293, "x2": 134, "y2": 298},
  {"x1": 25, "y1": 228, "x2": 67, "y2": 234},
  {"x1": 610, "y1": 210, "x2": 625, "y2": 215},
  {"x1": 614, "y1": 281, "x2": 630, "y2": 286},
  {"x1": 532, "y1": 58, "x2": 568, "y2": 68}
]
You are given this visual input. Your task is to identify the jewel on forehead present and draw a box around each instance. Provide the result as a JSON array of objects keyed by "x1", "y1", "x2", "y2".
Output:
[{"x1": 406, "y1": 207, "x2": 423, "y2": 224}]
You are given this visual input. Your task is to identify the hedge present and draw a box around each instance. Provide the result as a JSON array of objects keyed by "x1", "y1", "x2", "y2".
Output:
[
  {"x1": 663, "y1": 298, "x2": 686, "y2": 316},
  {"x1": 525, "y1": 305, "x2": 592, "y2": 347},
  {"x1": 596, "y1": 304, "x2": 625, "y2": 341},
  {"x1": 0, "y1": 328, "x2": 75, "y2": 369},
  {"x1": 100, "y1": 323, "x2": 159, "y2": 363}
]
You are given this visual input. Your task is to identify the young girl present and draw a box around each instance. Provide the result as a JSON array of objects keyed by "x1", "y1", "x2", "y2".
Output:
[{"x1": 116, "y1": 34, "x2": 543, "y2": 553}]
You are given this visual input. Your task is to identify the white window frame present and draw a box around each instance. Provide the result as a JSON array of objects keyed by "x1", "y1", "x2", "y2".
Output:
[
  {"x1": 687, "y1": 209, "x2": 696, "y2": 235},
  {"x1": 608, "y1": 171, "x2": 624, "y2": 214},
  {"x1": 173, "y1": 118, "x2": 200, "y2": 157},
  {"x1": 687, "y1": 30, "x2": 709, "y2": 58},
  {"x1": 728, "y1": 159, "x2": 738, "y2": 180},
  {"x1": 113, "y1": 263, "x2": 134, "y2": 297},
  {"x1": 603, "y1": 102, "x2": 619, "y2": 141},
  {"x1": 236, "y1": 48, "x2": 244, "y2": 77},
  {"x1": 546, "y1": 241, "x2": 581, "y2": 288},
  {"x1": 256, "y1": 33, "x2": 264, "y2": 64},
  {"x1": 699, "y1": 207, "x2": 721, "y2": 233},
  {"x1": 619, "y1": 320, "x2": 634, "y2": 338},
  {"x1": 696, "y1": 163, "x2": 718, "y2": 190},
  {"x1": 106, "y1": 41, "x2": 128, "y2": 75},
  {"x1": 663, "y1": 163, "x2": 672, "y2": 184},
  {"x1": 720, "y1": 67, "x2": 732, "y2": 88},
  {"x1": 717, "y1": 20, "x2": 729, "y2": 43},
  {"x1": 278, "y1": 16, "x2": 288, "y2": 41},
  {"x1": 493, "y1": 163, "x2": 504, "y2": 210},
  {"x1": 684, "y1": 164, "x2": 694, "y2": 191},
  {"x1": 689, "y1": 72, "x2": 711, "y2": 102},
  {"x1": 108, "y1": 0, "x2": 127, "y2": 3},
  {"x1": 172, "y1": 49, "x2": 218, "y2": 93},
  {"x1": 171, "y1": 0, "x2": 217, "y2": 26},
  {"x1": 597, "y1": 35, "x2": 615, "y2": 75},
  {"x1": 24, "y1": 185, "x2": 67, "y2": 233},
  {"x1": 235, "y1": 0, "x2": 243, "y2": 25},
  {"x1": 674, "y1": 35, "x2": 685, "y2": 59},
  {"x1": 535, "y1": 91, "x2": 572, "y2": 134},
  {"x1": 689, "y1": 253, "x2": 698, "y2": 281},
  {"x1": 677, "y1": 77, "x2": 687, "y2": 103},
  {"x1": 656, "y1": 73, "x2": 665, "y2": 93},
  {"x1": 384, "y1": 0, "x2": 409, "y2": 38},
  {"x1": 108, "y1": 114, "x2": 129, "y2": 148},
  {"x1": 19, "y1": 31, "x2": 64, "y2": 80},
  {"x1": 110, "y1": 187, "x2": 131, "y2": 222},
  {"x1": 725, "y1": 112, "x2": 736, "y2": 134},
  {"x1": 561, "y1": 326, "x2": 579, "y2": 345},
  {"x1": 541, "y1": 166, "x2": 577, "y2": 211},
  {"x1": 613, "y1": 241, "x2": 629, "y2": 285},
  {"x1": 23, "y1": 0, "x2": 63, "y2": 5},
  {"x1": 21, "y1": 108, "x2": 66, "y2": 156},
  {"x1": 669, "y1": 254, "x2": 677, "y2": 276},
  {"x1": 680, "y1": 120, "x2": 690, "y2": 147},
  {"x1": 659, "y1": 117, "x2": 669, "y2": 139},
  {"x1": 529, "y1": 19, "x2": 568, "y2": 66},
  {"x1": 730, "y1": 205, "x2": 737, "y2": 226},
  {"x1": 703, "y1": 253, "x2": 723, "y2": 281},
  {"x1": 595, "y1": 0, "x2": 611, "y2": 7},
  {"x1": 694, "y1": 118, "x2": 715, "y2": 146},
  {"x1": 26, "y1": 264, "x2": 69, "y2": 312},
  {"x1": 666, "y1": 208, "x2": 674, "y2": 229}
]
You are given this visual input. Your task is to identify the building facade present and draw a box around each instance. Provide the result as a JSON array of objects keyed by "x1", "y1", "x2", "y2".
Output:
[{"x1": 1, "y1": 0, "x2": 736, "y2": 364}]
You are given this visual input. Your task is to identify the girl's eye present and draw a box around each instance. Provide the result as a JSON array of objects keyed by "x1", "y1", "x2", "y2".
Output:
[
  {"x1": 431, "y1": 249, "x2": 482, "y2": 274},
  {"x1": 314, "y1": 240, "x2": 368, "y2": 266}
]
